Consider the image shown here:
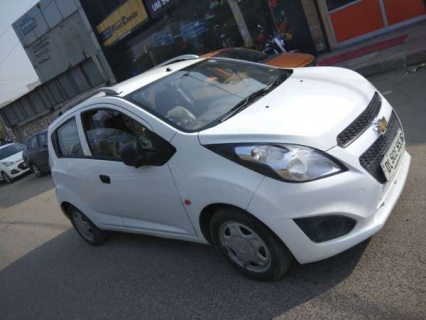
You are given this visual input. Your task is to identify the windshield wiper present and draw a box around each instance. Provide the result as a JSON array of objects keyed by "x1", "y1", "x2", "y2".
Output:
[
  {"x1": 220, "y1": 71, "x2": 287, "y2": 123},
  {"x1": 220, "y1": 88, "x2": 268, "y2": 123}
]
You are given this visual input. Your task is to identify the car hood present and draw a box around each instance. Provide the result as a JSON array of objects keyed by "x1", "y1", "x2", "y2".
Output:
[
  {"x1": 198, "y1": 67, "x2": 377, "y2": 151},
  {"x1": 1, "y1": 151, "x2": 23, "y2": 163},
  {"x1": 265, "y1": 53, "x2": 314, "y2": 68}
]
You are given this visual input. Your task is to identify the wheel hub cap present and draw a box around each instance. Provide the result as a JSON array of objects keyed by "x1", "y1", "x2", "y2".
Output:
[
  {"x1": 219, "y1": 222, "x2": 271, "y2": 272},
  {"x1": 73, "y1": 211, "x2": 94, "y2": 241}
]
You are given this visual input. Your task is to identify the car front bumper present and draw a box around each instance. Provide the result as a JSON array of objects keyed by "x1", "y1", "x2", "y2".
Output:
[
  {"x1": 3, "y1": 161, "x2": 30, "y2": 179},
  {"x1": 247, "y1": 151, "x2": 410, "y2": 264}
]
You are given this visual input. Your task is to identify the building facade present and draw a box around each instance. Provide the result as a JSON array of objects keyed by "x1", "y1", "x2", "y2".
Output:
[
  {"x1": 0, "y1": 0, "x2": 116, "y2": 142},
  {"x1": 318, "y1": 0, "x2": 426, "y2": 48},
  {"x1": 80, "y1": 0, "x2": 326, "y2": 82}
]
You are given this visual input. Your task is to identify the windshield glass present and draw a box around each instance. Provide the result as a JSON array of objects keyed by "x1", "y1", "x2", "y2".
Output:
[
  {"x1": 127, "y1": 59, "x2": 286, "y2": 131},
  {"x1": 0, "y1": 143, "x2": 25, "y2": 160},
  {"x1": 216, "y1": 49, "x2": 268, "y2": 62}
]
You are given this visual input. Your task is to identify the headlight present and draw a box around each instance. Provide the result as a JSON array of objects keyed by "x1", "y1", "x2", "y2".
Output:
[
  {"x1": 206, "y1": 144, "x2": 346, "y2": 182},
  {"x1": 2, "y1": 161, "x2": 18, "y2": 167}
]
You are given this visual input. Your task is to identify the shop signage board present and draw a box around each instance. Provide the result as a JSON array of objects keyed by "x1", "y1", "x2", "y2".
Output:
[
  {"x1": 180, "y1": 21, "x2": 208, "y2": 41},
  {"x1": 97, "y1": 0, "x2": 149, "y2": 47},
  {"x1": 20, "y1": 16, "x2": 36, "y2": 35},
  {"x1": 144, "y1": 0, "x2": 178, "y2": 18},
  {"x1": 153, "y1": 28, "x2": 175, "y2": 46}
]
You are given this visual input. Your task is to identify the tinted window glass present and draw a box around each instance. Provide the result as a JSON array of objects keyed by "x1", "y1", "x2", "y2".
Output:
[
  {"x1": 127, "y1": 59, "x2": 283, "y2": 132},
  {"x1": 38, "y1": 132, "x2": 47, "y2": 147},
  {"x1": 0, "y1": 143, "x2": 25, "y2": 160},
  {"x1": 28, "y1": 136, "x2": 39, "y2": 149},
  {"x1": 56, "y1": 118, "x2": 84, "y2": 157},
  {"x1": 326, "y1": 0, "x2": 358, "y2": 11},
  {"x1": 81, "y1": 109, "x2": 172, "y2": 161}
]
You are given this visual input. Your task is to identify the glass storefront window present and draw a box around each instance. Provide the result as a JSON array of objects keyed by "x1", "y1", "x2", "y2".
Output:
[
  {"x1": 326, "y1": 0, "x2": 359, "y2": 12},
  {"x1": 123, "y1": 0, "x2": 244, "y2": 77}
]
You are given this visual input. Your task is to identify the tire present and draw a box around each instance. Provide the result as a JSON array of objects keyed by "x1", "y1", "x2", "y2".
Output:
[
  {"x1": 1, "y1": 172, "x2": 12, "y2": 184},
  {"x1": 68, "y1": 206, "x2": 108, "y2": 246},
  {"x1": 31, "y1": 164, "x2": 43, "y2": 177},
  {"x1": 210, "y1": 208, "x2": 293, "y2": 281}
]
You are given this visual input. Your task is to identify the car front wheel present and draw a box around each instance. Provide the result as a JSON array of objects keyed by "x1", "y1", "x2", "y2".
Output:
[
  {"x1": 1, "y1": 172, "x2": 12, "y2": 184},
  {"x1": 210, "y1": 208, "x2": 293, "y2": 281},
  {"x1": 31, "y1": 164, "x2": 42, "y2": 177},
  {"x1": 68, "y1": 207, "x2": 108, "y2": 246}
]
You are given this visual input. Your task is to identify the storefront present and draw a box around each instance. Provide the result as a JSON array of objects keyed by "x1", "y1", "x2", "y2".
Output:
[
  {"x1": 81, "y1": 0, "x2": 321, "y2": 82},
  {"x1": 319, "y1": 0, "x2": 426, "y2": 47}
]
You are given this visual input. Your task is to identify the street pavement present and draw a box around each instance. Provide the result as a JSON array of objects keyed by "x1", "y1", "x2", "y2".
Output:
[{"x1": 1, "y1": 68, "x2": 426, "y2": 320}]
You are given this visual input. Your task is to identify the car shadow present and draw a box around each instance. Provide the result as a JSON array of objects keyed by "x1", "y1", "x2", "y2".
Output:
[
  {"x1": 0, "y1": 173, "x2": 53, "y2": 209},
  {"x1": 0, "y1": 229, "x2": 370, "y2": 320}
]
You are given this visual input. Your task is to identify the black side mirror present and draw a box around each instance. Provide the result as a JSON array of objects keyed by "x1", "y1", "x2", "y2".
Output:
[
  {"x1": 120, "y1": 141, "x2": 173, "y2": 168},
  {"x1": 120, "y1": 142, "x2": 143, "y2": 168},
  {"x1": 42, "y1": 144, "x2": 48, "y2": 148}
]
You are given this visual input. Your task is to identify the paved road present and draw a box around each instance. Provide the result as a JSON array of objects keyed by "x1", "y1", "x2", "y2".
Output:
[{"x1": 1, "y1": 68, "x2": 426, "y2": 320}]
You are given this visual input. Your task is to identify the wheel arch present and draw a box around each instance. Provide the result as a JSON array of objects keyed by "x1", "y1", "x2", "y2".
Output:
[{"x1": 199, "y1": 203, "x2": 274, "y2": 244}]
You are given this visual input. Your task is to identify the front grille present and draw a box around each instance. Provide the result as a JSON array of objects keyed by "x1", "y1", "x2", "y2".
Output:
[
  {"x1": 18, "y1": 162, "x2": 27, "y2": 170},
  {"x1": 337, "y1": 92, "x2": 382, "y2": 147},
  {"x1": 359, "y1": 112, "x2": 401, "y2": 183}
]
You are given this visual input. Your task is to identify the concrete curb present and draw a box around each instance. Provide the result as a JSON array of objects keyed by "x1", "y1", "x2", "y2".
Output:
[{"x1": 353, "y1": 50, "x2": 426, "y2": 77}]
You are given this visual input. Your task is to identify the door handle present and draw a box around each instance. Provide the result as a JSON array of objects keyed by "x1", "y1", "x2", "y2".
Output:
[{"x1": 99, "y1": 175, "x2": 111, "y2": 184}]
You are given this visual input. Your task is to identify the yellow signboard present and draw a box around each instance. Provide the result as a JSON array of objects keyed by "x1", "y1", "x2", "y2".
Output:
[{"x1": 97, "y1": 0, "x2": 148, "y2": 47}]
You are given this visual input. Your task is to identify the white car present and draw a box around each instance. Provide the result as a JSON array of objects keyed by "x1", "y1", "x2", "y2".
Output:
[
  {"x1": 0, "y1": 143, "x2": 30, "y2": 183},
  {"x1": 48, "y1": 58, "x2": 410, "y2": 281}
]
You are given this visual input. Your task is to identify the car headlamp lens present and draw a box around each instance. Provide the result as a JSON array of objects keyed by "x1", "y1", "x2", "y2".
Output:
[
  {"x1": 208, "y1": 144, "x2": 346, "y2": 183},
  {"x1": 2, "y1": 161, "x2": 17, "y2": 167}
]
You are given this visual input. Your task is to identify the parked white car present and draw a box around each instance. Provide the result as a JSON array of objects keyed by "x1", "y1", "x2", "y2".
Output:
[
  {"x1": 48, "y1": 58, "x2": 410, "y2": 281},
  {"x1": 0, "y1": 143, "x2": 30, "y2": 183}
]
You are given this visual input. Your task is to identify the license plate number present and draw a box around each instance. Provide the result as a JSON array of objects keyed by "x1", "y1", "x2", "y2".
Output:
[{"x1": 380, "y1": 129, "x2": 405, "y2": 181}]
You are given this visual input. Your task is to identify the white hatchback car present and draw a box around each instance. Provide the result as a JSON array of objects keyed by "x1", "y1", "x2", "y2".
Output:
[
  {"x1": 0, "y1": 143, "x2": 30, "y2": 183},
  {"x1": 49, "y1": 58, "x2": 410, "y2": 281}
]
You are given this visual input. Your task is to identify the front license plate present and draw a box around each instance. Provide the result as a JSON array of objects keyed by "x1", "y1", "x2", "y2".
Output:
[{"x1": 380, "y1": 129, "x2": 405, "y2": 181}]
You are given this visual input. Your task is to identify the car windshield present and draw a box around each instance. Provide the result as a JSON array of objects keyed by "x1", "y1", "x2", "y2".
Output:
[
  {"x1": 0, "y1": 143, "x2": 25, "y2": 160},
  {"x1": 127, "y1": 59, "x2": 287, "y2": 132},
  {"x1": 215, "y1": 49, "x2": 268, "y2": 62}
]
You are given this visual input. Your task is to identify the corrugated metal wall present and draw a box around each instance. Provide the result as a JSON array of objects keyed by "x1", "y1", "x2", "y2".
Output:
[{"x1": 0, "y1": 58, "x2": 104, "y2": 129}]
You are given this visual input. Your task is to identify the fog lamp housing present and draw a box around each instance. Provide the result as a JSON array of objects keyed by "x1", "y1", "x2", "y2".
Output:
[{"x1": 294, "y1": 215, "x2": 356, "y2": 243}]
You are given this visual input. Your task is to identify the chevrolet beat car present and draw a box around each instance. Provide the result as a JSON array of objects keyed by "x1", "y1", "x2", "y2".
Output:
[
  {"x1": 0, "y1": 143, "x2": 29, "y2": 183},
  {"x1": 49, "y1": 58, "x2": 410, "y2": 281}
]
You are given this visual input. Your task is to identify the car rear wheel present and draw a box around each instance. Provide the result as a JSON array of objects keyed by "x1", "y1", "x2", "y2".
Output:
[
  {"x1": 31, "y1": 164, "x2": 42, "y2": 177},
  {"x1": 68, "y1": 207, "x2": 108, "y2": 246},
  {"x1": 1, "y1": 172, "x2": 12, "y2": 184},
  {"x1": 210, "y1": 208, "x2": 293, "y2": 281}
]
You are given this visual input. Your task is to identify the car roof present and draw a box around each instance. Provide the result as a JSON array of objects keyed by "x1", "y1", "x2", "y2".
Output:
[
  {"x1": 110, "y1": 58, "x2": 204, "y2": 97},
  {"x1": 28, "y1": 128, "x2": 48, "y2": 140}
]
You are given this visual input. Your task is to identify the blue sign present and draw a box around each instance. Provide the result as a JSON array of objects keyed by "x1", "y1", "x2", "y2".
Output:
[
  {"x1": 180, "y1": 21, "x2": 208, "y2": 41},
  {"x1": 153, "y1": 28, "x2": 174, "y2": 46},
  {"x1": 20, "y1": 16, "x2": 36, "y2": 35}
]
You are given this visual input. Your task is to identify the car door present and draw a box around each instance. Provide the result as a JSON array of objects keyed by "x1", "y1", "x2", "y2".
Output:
[
  {"x1": 36, "y1": 132, "x2": 49, "y2": 171},
  {"x1": 79, "y1": 105, "x2": 196, "y2": 237},
  {"x1": 26, "y1": 136, "x2": 39, "y2": 166}
]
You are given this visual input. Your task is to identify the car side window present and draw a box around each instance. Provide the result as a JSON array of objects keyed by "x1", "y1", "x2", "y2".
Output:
[
  {"x1": 53, "y1": 118, "x2": 84, "y2": 157},
  {"x1": 81, "y1": 108, "x2": 174, "y2": 161},
  {"x1": 28, "y1": 136, "x2": 39, "y2": 149},
  {"x1": 38, "y1": 132, "x2": 47, "y2": 147}
]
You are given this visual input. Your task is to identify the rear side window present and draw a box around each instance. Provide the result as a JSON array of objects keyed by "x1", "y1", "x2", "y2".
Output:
[
  {"x1": 28, "y1": 136, "x2": 39, "y2": 149},
  {"x1": 53, "y1": 118, "x2": 84, "y2": 157}
]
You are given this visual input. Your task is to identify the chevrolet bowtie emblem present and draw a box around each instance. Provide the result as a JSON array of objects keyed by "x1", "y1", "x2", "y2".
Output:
[{"x1": 374, "y1": 116, "x2": 388, "y2": 135}]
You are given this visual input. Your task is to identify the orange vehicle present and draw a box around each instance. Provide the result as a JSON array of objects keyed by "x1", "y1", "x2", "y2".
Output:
[{"x1": 201, "y1": 47, "x2": 316, "y2": 68}]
